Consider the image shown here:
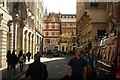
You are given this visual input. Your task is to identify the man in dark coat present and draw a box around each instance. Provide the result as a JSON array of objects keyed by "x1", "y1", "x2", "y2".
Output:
[
  {"x1": 68, "y1": 49, "x2": 86, "y2": 80},
  {"x1": 25, "y1": 53, "x2": 48, "y2": 80},
  {"x1": 6, "y1": 50, "x2": 11, "y2": 70},
  {"x1": 10, "y1": 50, "x2": 18, "y2": 75},
  {"x1": 26, "y1": 52, "x2": 31, "y2": 62}
]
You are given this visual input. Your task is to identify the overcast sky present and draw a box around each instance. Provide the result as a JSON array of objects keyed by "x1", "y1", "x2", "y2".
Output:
[{"x1": 44, "y1": 0, "x2": 76, "y2": 14}]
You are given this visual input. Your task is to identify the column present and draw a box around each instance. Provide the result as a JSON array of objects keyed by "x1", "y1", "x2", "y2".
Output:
[
  {"x1": 30, "y1": 34, "x2": 32, "y2": 53},
  {"x1": 31, "y1": 34, "x2": 34, "y2": 58},
  {"x1": 13, "y1": 12, "x2": 16, "y2": 51},
  {"x1": 28, "y1": 33, "x2": 31, "y2": 52},
  {"x1": 26, "y1": 32, "x2": 29, "y2": 52},
  {"x1": 24, "y1": 31, "x2": 28, "y2": 53},
  {"x1": 20, "y1": 27, "x2": 24, "y2": 50}
]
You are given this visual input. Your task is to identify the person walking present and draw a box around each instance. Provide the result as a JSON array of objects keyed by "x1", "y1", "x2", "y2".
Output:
[
  {"x1": 10, "y1": 50, "x2": 18, "y2": 75},
  {"x1": 26, "y1": 52, "x2": 31, "y2": 62},
  {"x1": 68, "y1": 49, "x2": 86, "y2": 80},
  {"x1": 18, "y1": 50, "x2": 24, "y2": 72},
  {"x1": 23, "y1": 54, "x2": 26, "y2": 62},
  {"x1": 6, "y1": 50, "x2": 12, "y2": 70},
  {"x1": 86, "y1": 49, "x2": 97, "y2": 80},
  {"x1": 25, "y1": 53, "x2": 48, "y2": 80}
]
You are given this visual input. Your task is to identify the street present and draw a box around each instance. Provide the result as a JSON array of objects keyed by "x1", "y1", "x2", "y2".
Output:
[
  {"x1": 1, "y1": 1, "x2": 120, "y2": 80},
  {"x1": 46, "y1": 59, "x2": 68, "y2": 79},
  {"x1": 2, "y1": 55, "x2": 73, "y2": 80}
]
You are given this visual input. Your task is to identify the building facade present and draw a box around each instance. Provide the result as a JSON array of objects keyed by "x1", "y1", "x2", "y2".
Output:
[
  {"x1": 43, "y1": 13, "x2": 61, "y2": 53},
  {"x1": 76, "y1": 2, "x2": 108, "y2": 50},
  {"x1": 60, "y1": 14, "x2": 76, "y2": 52},
  {"x1": 106, "y1": 2, "x2": 120, "y2": 34},
  {"x1": 0, "y1": 1, "x2": 44, "y2": 68}
]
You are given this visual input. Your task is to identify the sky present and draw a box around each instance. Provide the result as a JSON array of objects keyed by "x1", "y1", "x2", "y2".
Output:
[{"x1": 44, "y1": 0, "x2": 76, "y2": 14}]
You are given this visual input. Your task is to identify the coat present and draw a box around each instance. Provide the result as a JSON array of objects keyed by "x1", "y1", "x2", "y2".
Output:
[{"x1": 25, "y1": 60, "x2": 48, "y2": 80}]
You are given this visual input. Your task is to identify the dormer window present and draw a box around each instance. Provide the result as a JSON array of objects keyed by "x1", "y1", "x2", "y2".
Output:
[{"x1": 51, "y1": 17, "x2": 55, "y2": 22}]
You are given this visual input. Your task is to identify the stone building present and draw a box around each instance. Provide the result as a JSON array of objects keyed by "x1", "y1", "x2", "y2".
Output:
[
  {"x1": 0, "y1": 1, "x2": 44, "y2": 68},
  {"x1": 60, "y1": 14, "x2": 76, "y2": 52},
  {"x1": 106, "y1": 2, "x2": 120, "y2": 34},
  {"x1": 76, "y1": 2, "x2": 108, "y2": 50}
]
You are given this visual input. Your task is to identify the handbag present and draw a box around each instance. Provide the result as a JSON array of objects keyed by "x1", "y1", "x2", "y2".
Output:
[{"x1": 86, "y1": 66, "x2": 92, "y2": 74}]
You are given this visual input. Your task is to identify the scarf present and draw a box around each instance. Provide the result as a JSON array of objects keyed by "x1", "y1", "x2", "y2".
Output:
[{"x1": 88, "y1": 53, "x2": 96, "y2": 73}]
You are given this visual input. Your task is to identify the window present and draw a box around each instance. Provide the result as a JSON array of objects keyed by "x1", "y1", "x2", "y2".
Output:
[
  {"x1": 62, "y1": 30, "x2": 65, "y2": 33},
  {"x1": 48, "y1": 23, "x2": 52, "y2": 29},
  {"x1": 52, "y1": 32, "x2": 54, "y2": 35},
  {"x1": 66, "y1": 16, "x2": 68, "y2": 18},
  {"x1": 54, "y1": 24, "x2": 58, "y2": 29},
  {"x1": 66, "y1": 30, "x2": 68, "y2": 33},
  {"x1": 51, "y1": 17, "x2": 55, "y2": 22},
  {"x1": 97, "y1": 30, "x2": 106, "y2": 39},
  {"x1": 62, "y1": 46, "x2": 64, "y2": 51},
  {"x1": 45, "y1": 32, "x2": 48, "y2": 35},
  {"x1": 54, "y1": 32, "x2": 58, "y2": 35},
  {"x1": 89, "y1": 0, "x2": 99, "y2": 6},
  {"x1": 74, "y1": 23, "x2": 76, "y2": 26},
  {"x1": 62, "y1": 16, "x2": 65, "y2": 18},
  {"x1": 47, "y1": 39, "x2": 50, "y2": 43},
  {"x1": 73, "y1": 16, "x2": 76, "y2": 18},
  {"x1": 70, "y1": 30, "x2": 73, "y2": 33},
  {"x1": 66, "y1": 23, "x2": 68, "y2": 27},
  {"x1": 46, "y1": 25, "x2": 48, "y2": 29},
  {"x1": 69, "y1": 16, "x2": 71, "y2": 18},
  {"x1": 62, "y1": 23, "x2": 65, "y2": 26},
  {"x1": 70, "y1": 23, "x2": 72, "y2": 27}
]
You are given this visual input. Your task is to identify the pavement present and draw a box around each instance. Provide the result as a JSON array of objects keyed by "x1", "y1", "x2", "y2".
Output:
[{"x1": 1, "y1": 55, "x2": 66, "y2": 80}]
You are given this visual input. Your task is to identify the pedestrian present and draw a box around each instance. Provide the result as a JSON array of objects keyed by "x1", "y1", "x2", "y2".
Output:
[
  {"x1": 26, "y1": 52, "x2": 31, "y2": 62},
  {"x1": 25, "y1": 53, "x2": 48, "y2": 80},
  {"x1": 10, "y1": 50, "x2": 18, "y2": 75},
  {"x1": 18, "y1": 50, "x2": 24, "y2": 72},
  {"x1": 6, "y1": 50, "x2": 12, "y2": 70},
  {"x1": 68, "y1": 49, "x2": 86, "y2": 80},
  {"x1": 23, "y1": 54, "x2": 26, "y2": 62},
  {"x1": 86, "y1": 49, "x2": 97, "y2": 80}
]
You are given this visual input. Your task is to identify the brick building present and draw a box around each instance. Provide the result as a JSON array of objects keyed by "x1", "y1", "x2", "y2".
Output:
[
  {"x1": 43, "y1": 13, "x2": 61, "y2": 52},
  {"x1": 43, "y1": 13, "x2": 76, "y2": 53}
]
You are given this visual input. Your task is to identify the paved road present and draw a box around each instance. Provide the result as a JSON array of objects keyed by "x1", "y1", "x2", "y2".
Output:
[
  {"x1": 1, "y1": 55, "x2": 73, "y2": 80},
  {"x1": 22, "y1": 55, "x2": 73, "y2": 79},
  {"x1": 46, "y1": 59, "x2": 68, "y2": 79}
]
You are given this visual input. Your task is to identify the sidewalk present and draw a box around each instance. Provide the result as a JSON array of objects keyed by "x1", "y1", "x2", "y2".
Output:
[{"x1": 1, "y1": 56, "x2": 65, "y2": 80}]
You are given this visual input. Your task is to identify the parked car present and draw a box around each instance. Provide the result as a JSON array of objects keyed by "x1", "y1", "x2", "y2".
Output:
[{"x1": 53, "y1": 53, "x2": 59, "y2": 57}]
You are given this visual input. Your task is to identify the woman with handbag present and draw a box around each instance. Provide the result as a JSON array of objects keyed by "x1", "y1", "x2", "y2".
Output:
[{"x1": 86, "y1": 49, "x2": 97, "y2": 80}]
